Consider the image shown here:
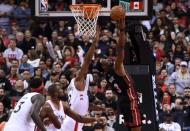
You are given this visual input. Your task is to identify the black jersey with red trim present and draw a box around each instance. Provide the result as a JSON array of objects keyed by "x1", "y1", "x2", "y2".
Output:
[{"x1": 106, "y1": 67, "x2": 132, "y2": 95}]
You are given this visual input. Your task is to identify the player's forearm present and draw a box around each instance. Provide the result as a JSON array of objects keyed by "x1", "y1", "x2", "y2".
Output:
[
  {"x1": 31, "y1": 113, "x2": 47, "y2": 131},
  {"x1": 84, "y1": 42, "x2": 96, "y2": 63},
  {"x1": 76, "y1": 115, "x2": 96, "y2": 123},
  {"x1": 118, "y1": 30, "x2": 125, "y2": 49},
  {"x1": 89, "y1": 103, "x2": 105, "y2": 111},
  {"x1": 116, "y1": 30, "x2": 125, "y2": 62}
]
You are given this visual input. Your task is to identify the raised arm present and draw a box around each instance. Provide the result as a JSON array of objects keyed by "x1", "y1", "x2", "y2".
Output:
[
  {"x1": 75, "y1": 27, "x2": 100, "y2": 81},
  {"x1": 64, "y1": 102, "x2": 96, "y2": 123},
  {"x1": 114, "y1": 15, "x2": 126, "y2": 75},
  {"x1": 30, "y1": 94, "x2": 46, "y2": 131}
]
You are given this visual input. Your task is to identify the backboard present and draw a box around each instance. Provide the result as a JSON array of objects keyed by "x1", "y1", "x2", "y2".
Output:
[{"x1": 32, "y1": 0, "x2": 153, "y2": 20}]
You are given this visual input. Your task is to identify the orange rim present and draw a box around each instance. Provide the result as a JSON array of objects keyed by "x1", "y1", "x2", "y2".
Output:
[{"x1": 69, "y1": 4, "x2": 102, "y2": 10}]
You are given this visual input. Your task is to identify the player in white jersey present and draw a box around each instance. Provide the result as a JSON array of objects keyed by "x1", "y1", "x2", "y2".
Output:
[
  {"x1": 62, "y1": 27, "x2": 100, "y2": 131},
  {"x1": 4, "y1": 78, "x2": 48, "y2": 131},
  {"x1": 40, "y1": 84, "x2": 97, "y2": 131}
]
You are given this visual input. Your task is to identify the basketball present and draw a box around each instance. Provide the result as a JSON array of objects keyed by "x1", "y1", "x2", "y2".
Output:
[{"x1": 110, "y1": 6, "x2": 125, "y2": 21}]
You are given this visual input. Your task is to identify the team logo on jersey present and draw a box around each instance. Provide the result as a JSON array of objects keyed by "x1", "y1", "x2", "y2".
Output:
[
  {"x1": 114, "y1": 83, "x2": 122, "y2": 93},
  {"x1": 40, "y1": 0, "x2": 48, "y2": 12},
  {"x1": 108, "y1": 76, "x2": 114, "y2": 83}
]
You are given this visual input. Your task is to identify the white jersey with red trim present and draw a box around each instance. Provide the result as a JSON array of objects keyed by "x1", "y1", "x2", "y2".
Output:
[
  {"x1": 4, "y1": 92, "x2": 39, "y2": 131},
  {"x1": 45, "y1": 100, "x2": 65, "y2": 131},
  {"x1": 62, "y1": 75, "x2": 90, "y2": 131}
]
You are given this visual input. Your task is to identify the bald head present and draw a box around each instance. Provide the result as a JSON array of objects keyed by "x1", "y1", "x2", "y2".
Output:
[{"x1": 15, "y1": 80, "x2": 24, "y2": 92}]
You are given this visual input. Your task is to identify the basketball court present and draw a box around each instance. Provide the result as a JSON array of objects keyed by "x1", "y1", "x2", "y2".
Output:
[{"x1": 32, "y1": 1, "x2": 158, "y2": 131}]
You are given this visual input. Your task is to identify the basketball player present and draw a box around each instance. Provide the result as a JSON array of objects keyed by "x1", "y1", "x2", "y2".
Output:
[
  {"x1": 99, "y1": 16, "x2": 142, "y2": 131},
  {"x1": 3, "y1": 78, "x2": 47, "y2": 131},
  {"x1": 62, "y1": 28, "x2": 100, "y2": 131},
  {"x1": 40, "y1": 84, "x2": 97, "y2": 131}
]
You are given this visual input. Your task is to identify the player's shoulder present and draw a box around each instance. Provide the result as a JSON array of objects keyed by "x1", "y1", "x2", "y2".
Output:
[{"x1": 31, "y1": 93, "x2": 45, "y2": 103}]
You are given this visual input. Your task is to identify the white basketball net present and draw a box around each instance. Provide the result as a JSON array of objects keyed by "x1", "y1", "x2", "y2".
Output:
[{"x1": 70, "y1": 4, "x2": 101, "y2": 38}]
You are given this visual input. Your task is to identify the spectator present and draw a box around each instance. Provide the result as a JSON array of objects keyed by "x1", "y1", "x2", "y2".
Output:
[
  {"x1": 39, "y1": 59, "x2": 50, "y2": 80},
  {"x1": 53, "y1": 62, "x2": 62, "y2": 75},
  {"x1": 103, "y1": 89, "x2": 117, "y2": 110},
  {"x1": 106, "y1": 108, "x2": 116, "y2": 129},
  {"x1": 7, "y1": 66, "x2": 21, "y2": 88},
  {"x1": 161, "y1": 92, "x2": 171, "y2": 107},
  {"x1": 172, "y1": 97, "x2": 185, "y2": 128},
  {"x1": 159, "y1": 104, "x2": 172, "y2": 123},
  {"x1": 62, "y1": 46, "x2": 77, "y2": 67},
  {"x1": 45, "y1": 71, "x2": 58, "y2": 90},
  {"x1": 24, "y1": 30, "x2": 36, "y2": 52},
  {"x1": 0, "y1": 0, "x2": 14, "y2": 33},
  {"x1": 32, "y1": 22, "x2": 52, "y2": 40},
  {"x1": 3, "y1": 38, "x2": 23, "y2": 68},
  {"x1": 159, "y1": 112, "x2": 181, "y2": 131},
  {"x1": 57, "y1": 21, "x2": 67, "y2": 36},
  {"x1": 27, "y1": 49, "x2": 40, "y2": 68},
  {"x1": 98, "y1": 114, "x2": 114, "y2": 131},
  {"x1": 18, "y1": 55, "x2": 34, "y2": 77},
  {"x1": 0, "y1": 102, "x2": 8, "y2": 123},
  {"x1": 51, "y1": 31, "x2": 58, "y2": 45},
  {"x1": 184, "y1": 87, "x2": 190, "y2": 98},
  {"x1": 183, "y1": 96, "x2": 190, "y2": 131},
  {"x1": 0, "y1": 70, "x2": 12, "y2": 92},
  {"x1": 12, "y1": 2, "x2": 31, "y2": 31},
  {"x1": 45, "y1": 57, "x2": 54, "y2": 72},
  {"x1": 169, "y1": 61, "x2": 190, "y2": 96},
  {"x1": 0, "y1": 88, "x2": 11, "y2": 110},
  {"x1": 0, "y1": 52, "x2": 6, "y2": 71},
  {"x1": 10, "y1": 80, "x2": 27, "y2": 101},
  {"x1": 168, "y1": 84, "x2": 177, "y2": 104},
  {"x1": 21, "y1": 70, "x2": 30, "y2": 90},
  {"x1": 0, "y1": 28, "x2": 10, "y2": 48},
  {"x1": 59, "y1": 73, "x2": 69, "y2": 90},
  {"x1": 0, "y1": 38, "x2": 6, "y2": 52},
  {"x1": 96, "y1": 78, "x2": 108, "y2": 100}
]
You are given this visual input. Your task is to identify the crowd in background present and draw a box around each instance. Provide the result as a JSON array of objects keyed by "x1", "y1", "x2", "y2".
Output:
[{"x1": 0, "y1": 0, "x2": 190, "y2": 131}]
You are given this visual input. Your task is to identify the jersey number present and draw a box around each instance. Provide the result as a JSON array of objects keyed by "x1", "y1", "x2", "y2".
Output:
[{"x1": 14, "y1": 101, "x2": 25, "y2": 113}]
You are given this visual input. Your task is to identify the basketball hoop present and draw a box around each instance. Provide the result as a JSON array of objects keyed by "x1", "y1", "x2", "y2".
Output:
[{"x1": 70, "y1": 4, "x2": 102, "y2": 38}]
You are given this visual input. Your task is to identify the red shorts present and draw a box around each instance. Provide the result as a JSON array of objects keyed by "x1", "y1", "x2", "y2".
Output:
[{"x1": 118, "y1": 75, "x2": 142, "y2": 127}]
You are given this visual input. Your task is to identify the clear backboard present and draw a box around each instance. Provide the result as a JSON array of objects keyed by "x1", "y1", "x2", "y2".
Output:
[{"x1": 32, "y1": 0, "x2": 153, "y2": 20}]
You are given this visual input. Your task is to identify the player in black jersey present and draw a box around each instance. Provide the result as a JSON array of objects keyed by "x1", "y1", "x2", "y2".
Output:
[{"x1": 100, "y1": 16, "x2": 141, "y2": 131}]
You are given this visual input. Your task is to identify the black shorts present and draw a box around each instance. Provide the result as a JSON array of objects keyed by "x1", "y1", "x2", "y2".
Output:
[{"x1": 118, "y1": 75, "x2": 142, "y2": 127}]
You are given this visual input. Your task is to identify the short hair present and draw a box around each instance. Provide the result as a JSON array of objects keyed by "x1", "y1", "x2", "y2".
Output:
[
  {"x1": 47, "y1": 84, "x2": 58, "y2": 96},
  {"x1": 184, "y1": 87, "x2": 190, "y2": 90},
  {"x1": 29, "y1": 78, "x2": 43, "y2": 89}
]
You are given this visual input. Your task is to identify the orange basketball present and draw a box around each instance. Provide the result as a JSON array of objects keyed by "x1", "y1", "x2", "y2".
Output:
[{"x1": 110, "y1": 6, "x2": 125, "y2": 21}]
